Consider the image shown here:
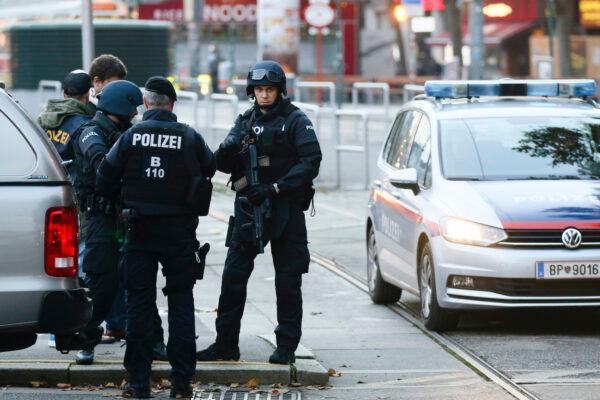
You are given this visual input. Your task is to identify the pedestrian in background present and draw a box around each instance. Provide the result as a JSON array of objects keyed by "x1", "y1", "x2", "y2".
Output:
[
  {"x1": 197, "y1": 60, "x2": 322, "y2": 364},
  {"x1": 97, "y1": 76, "x2": 216, "y2": 399},
  {"x1": 88, "y1": 54, "x2": 127, "y2": 110},
  {"x1": 70, "y1": 80, "x2": 143, "y2": 365}
]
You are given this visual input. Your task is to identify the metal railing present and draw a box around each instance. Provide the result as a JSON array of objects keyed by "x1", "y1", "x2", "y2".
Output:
[
  {"x1": 208, "y1": 93, "x2": 239, "y2": 146},
  {"x1": 351, "y1": 82, "x2": 391, "y2": 121},
  {"x1": 403, "y1": 84, "x2": 425, "y2": 103},
  {"x1": 335, "y1": 109, "x2": 371, "y2": 189},
  {"x1": 174, "y1": 90, "x2": 199, "y2": 129},
  {"x1": 294, "y1": 81, "x2": 336, "y2": 109},
  {"x1": 37, "y1": 80, "x2": 62, "y2": 111}
]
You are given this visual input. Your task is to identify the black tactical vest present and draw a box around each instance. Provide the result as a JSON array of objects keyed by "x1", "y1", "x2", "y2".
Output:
[
  {"x1": 121, "y1": 122, "x2": 192, "y2": 216},
  {"x1": 241, "y1": 108, "x2": 300, "y2": 185},
  {"x1": 72, "y1": 119, "x2": 104, "y2": 198}
]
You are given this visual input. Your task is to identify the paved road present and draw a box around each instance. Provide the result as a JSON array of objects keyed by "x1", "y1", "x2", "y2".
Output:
[{"x1": 306, "y1": 189, "x2": 600, "y2": 400}]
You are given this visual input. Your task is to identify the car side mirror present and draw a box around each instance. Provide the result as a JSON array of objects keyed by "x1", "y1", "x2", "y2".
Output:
[{"x1": 390, "y1": 168, "x2": 420, "y2": 194}]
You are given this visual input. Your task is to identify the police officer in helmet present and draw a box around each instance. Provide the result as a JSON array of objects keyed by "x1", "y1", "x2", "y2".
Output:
[
  {"x1": 71, "y1": 80, "x2": 143, "y2": 365},
  {"x1": 197, "y1": 60, "x2": 322, "y2": 364},
  {"x1": 96, "y1": 77, "x2": 216, "y2": 399}
]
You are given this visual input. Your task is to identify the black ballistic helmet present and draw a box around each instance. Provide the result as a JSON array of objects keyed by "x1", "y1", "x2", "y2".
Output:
[
  {"x1": 97, "y1": 80, "x2": 143, "y2": 117},
  {"x1": 246, "y1": 60, "x2": 287, "y2": 97}
]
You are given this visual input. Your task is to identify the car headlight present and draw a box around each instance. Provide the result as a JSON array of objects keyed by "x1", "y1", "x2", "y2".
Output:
[{"x1": 440, "y1": 217, "x2": 507, "y2": 247}]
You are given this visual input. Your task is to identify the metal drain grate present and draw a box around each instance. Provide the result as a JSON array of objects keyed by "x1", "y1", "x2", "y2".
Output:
[{"x1": 193, "y1": 390, "x2": 301, "y2": 400}]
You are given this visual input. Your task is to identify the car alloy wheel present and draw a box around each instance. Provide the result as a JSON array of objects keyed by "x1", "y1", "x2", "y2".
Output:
[
  {"x1": 367, "y1": 229, "x2": 379, "y2": 293},
  {"x1": 366, "y1": 225, "x2": 402, "y2": 304},
  {"x1": 420, "y1": 252, "x2": 433, "y2": 319}
]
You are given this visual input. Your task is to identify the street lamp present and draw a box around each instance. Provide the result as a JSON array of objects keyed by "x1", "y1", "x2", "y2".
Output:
[{"x1": 393, "y1": 5, "x2": 409, "y2": 23}]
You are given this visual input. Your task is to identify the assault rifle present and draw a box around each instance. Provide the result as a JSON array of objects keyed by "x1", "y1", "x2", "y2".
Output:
[{"x1": 241, "y1": 133, "x2": 272, "y2": 254}]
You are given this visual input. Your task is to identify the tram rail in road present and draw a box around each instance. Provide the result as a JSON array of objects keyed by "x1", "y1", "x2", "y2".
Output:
[{"x1": 309, "y1": 252, "x2": 542, "y2": 400}]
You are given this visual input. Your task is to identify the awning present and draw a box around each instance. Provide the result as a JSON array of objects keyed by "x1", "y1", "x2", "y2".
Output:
[{"x1": 425, "y1": 21, "x2": 534, "y2": 47}]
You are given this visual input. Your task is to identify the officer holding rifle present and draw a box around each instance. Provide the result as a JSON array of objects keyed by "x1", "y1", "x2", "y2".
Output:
[{"x1": 197, "y1": 60, "x2": 322, "y2": 364}]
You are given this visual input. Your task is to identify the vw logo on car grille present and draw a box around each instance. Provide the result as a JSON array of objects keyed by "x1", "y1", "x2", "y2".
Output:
[{"x1": 562, "y1": 228, "x2": 583, "y2": 249}]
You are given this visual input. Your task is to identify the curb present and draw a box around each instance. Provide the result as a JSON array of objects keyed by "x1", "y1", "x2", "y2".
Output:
[{"x1": 0, "y1": 360, "x2": 329, "y2": 387}]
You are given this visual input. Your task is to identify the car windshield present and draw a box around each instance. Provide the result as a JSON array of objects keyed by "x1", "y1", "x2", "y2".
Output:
[{"x1": 439, "y1": 116, "x2": 600, "y2": 181}]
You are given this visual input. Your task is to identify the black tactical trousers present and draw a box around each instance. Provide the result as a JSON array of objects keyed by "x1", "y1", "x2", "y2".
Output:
[
  {"x1": 215, "y1": 207, "x2": 310, "y2": 351},
  {"x1": 121, "y1": 217, "x2": 199, "y2": 392},
  {"x1": 79, "y1": 213, "x2": 120, "y2": 341}
]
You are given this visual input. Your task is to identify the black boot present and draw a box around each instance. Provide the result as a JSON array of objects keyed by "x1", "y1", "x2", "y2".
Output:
[
  {"x1": 196, "y1": 342, "x2": 240, "y2": 361},
  {"x1": 170, "y1": 385, "x2": 193, "y2": 399},
  {"x1": 152, "y1": 341, "x2": 168, "y2": 361},
  {"x1": 75, "y1": 349, "x2": 94, "y2": 365},
  {"x1": 121, "y1": 383, "x2": 152, "y2": 399},
  {"x1": 268, "y1": 347, "x2": 296, "y2": 364}
]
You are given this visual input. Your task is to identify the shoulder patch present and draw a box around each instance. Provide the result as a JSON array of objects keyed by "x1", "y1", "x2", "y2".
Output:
[{"x1": 81, "y1": 130, "x2": 99, "y2": 143}]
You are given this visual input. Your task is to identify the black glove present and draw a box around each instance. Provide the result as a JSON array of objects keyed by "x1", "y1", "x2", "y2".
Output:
[
  {"x1": 245, "y1": 184, "x2": 276, "y2": 205},
  {"x1": 219, "y1": 135, "x2": 242, "y2": 156}
]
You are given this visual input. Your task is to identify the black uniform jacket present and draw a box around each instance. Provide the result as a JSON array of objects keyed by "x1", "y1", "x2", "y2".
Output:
[
  {"x1": 215, "y1": 98, "x2": 322, "y2": 240},
  {"x1": 96, "y1": 109, "x2": 216, "y2": 206}
]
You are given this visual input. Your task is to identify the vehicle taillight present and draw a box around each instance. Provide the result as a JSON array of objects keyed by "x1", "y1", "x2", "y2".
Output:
[{"x1": 45, "y1": 207, "x2": 78, "y2": 277}]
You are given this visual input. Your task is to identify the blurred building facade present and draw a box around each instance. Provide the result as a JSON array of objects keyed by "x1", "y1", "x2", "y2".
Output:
[{"x1": 3, "y1": 0, "x2": 600, "y2": 87}]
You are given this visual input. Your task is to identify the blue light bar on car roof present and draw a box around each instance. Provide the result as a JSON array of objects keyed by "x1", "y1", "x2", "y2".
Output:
[{"x1": 424, "y1": 79, "x2": 597, "y2": 99}]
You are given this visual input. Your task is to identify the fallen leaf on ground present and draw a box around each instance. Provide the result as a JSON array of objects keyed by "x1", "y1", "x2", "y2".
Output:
[
  {"x1": 56, "y1": 383, "x2": 71, "y2": 389},
  {"x1": 246, "y1": 378, "x2": 260, "y2": 389},
  {"x1": 289, "y1": 382, "x2": 302, "y2": 387},
  {"x1": 230, "y1": 383, "x2": 240, "y2": 388},
  {"x1": 30, "y1": 381, "x2": 48, "y2": 388},
  {"x1": 328, "y1": 368, "x2": 341, "y2": 377},
  {"x1": 272, "y1": 389, "x2": 290, "y2": 394},
  {"x1": 339, "y1": 364, "x2": 351, "y2": 368},
  {"x1": 104, "y1": 382, "x2": 115, "y2": 388}
]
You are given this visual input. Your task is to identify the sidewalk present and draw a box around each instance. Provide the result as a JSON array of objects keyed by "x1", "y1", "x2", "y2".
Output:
[{"x1": 0, "y1": 187, "x2": 512, "y2": 399}]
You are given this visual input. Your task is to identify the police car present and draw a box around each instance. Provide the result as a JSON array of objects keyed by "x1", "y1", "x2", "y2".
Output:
[{"x1": 366, "y1": 79, "x2": 600, "y2": 331}]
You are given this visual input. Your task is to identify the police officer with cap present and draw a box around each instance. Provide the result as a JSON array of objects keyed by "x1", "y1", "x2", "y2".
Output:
[
  {"x1": 96, "y1": 76, "x2": 215, "y2": 399},
  {"x1": 196, "y1": 60, "x2": 322, "y2": 364},
  {"x1": 71, "y1": 80, "x2": 143, "y2": 365}
]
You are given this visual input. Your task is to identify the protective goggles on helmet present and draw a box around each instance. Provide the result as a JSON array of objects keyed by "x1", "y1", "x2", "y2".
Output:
[{"x1": 248, "y1": 69, "x2": 283, "y2": 83}]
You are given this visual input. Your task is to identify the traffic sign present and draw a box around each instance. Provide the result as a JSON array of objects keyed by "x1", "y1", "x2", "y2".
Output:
[{"x1": 304, "y1": 3, "x2": 335, "y2": 28}]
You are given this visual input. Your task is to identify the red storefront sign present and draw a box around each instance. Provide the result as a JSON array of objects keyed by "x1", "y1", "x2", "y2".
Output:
[
  {"x1": 422, "y1": 0, "x2": 445, "y2": 11},
  {"x1": 483, "y1": 0, "x2": 537, "y2": 22},
  {"x1": 138, "y1": 0, "x2": 184, "y2": 22}
]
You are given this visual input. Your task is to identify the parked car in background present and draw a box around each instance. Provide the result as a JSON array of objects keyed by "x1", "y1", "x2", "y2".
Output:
[
  {"x1": 367, "y1": 80, "x2": 600, "y2": 331},
  {"x1": 0, "y1": 83, "x2": 91, "y2": 351}
]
